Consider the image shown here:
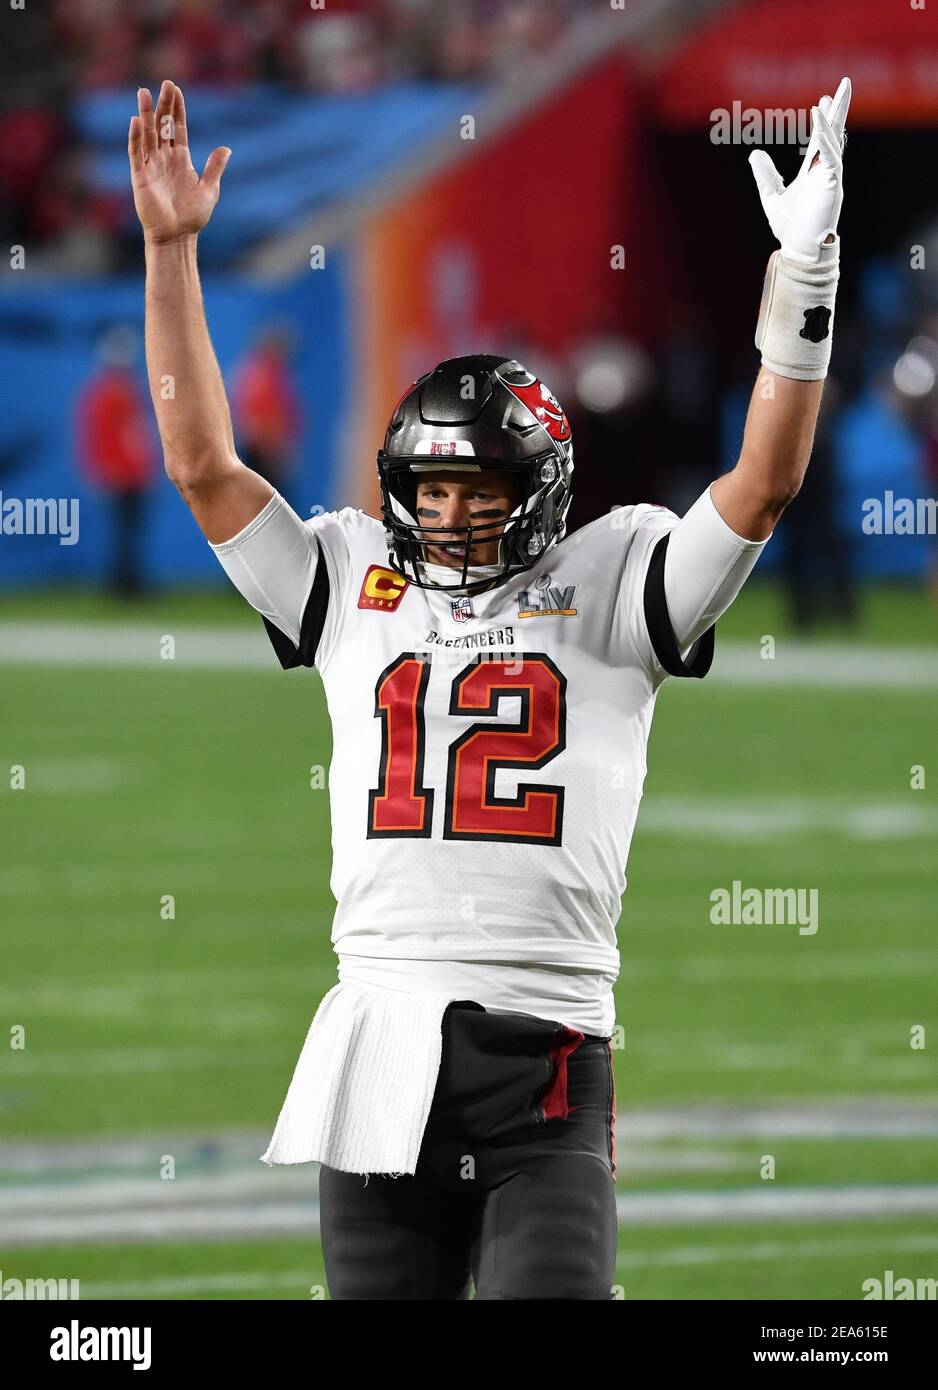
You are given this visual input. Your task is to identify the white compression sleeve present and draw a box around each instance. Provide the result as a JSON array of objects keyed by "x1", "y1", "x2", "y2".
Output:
[
  {"x1": 663, "y1": 484, "x2": 769, "y2": 650},
  {"x1": 208, "y1": 491, "x2": 318, "y2": 646},
  {"x1": 754, "y1": 244, "x2": 840, "y2": 381}
]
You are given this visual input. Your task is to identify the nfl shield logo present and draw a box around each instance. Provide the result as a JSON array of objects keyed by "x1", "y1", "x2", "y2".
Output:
[{"x1": 451, "y1": 595, "x2": 474, "y2": 623}]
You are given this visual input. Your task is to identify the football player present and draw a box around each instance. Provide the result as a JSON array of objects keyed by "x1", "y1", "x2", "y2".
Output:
[{"x1": 130, "y1": 77, "x2": 850, "y2": 1299}]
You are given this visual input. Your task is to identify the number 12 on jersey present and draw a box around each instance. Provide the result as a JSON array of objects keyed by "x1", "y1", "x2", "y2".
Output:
[{"x1": 367, "y1": 652, "x2": 567, "y2": 845}]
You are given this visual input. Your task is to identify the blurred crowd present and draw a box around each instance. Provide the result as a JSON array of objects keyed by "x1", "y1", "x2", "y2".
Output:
[
  {"x1": 77, "y1": 261, "x2": 938, "y2": 620},
  {"x1": 544, "y1": 252, "x2": 938, "y2": 631},
  {"x1": 6, "y1": 0, "x2": 937, "y2": 622},
  {"x1": 1, "y1": 0, "x2": 586, "y2": 262},
  {"x1": 76, "y1": 319, "x2": 301, "y2": 596},
  {"x1": 12, "y1": 0, "x2": 586, "y2": 93}
]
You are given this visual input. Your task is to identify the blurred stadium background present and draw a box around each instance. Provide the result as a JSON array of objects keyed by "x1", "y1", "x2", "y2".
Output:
[{"x1": 1, "y1": 0, "x2": 937, "y2": 1301}]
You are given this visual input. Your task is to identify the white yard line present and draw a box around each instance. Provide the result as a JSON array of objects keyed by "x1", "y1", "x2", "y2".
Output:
[
  {"x1": 2, "y1": 1101, "x2": 935, "y2": 1174},
  {"x1": 2, "y1": 1103, "x2": 938, "y2": 1246},
  {"x1": 0, "y1": 1203, "x2": 322, "y2": 1246},
  {"x1": 15, "y1": 1039, "x2": 920, "y2": 1079},
  {"x1": 83, "y1": 1270, "x2": 321, "y2": 1298},
  {"x1": 708, "y1": 643, "x2": 938, "y2": 689},
  {"x1": 0, "y1": 1171, "x2": 316, "y2": 1215},
  {"x1": 616, "y1": 1231, "x2": 938, "y2": 1270},
  {"x1": 638, "y1": 796, "x2": 938, "y2": 840},
  {"x1": 615, "y1": 1186, "x2": 938, "y2": 1226},
  {"x1": 0, "y1": 622, "x2": 276, "y2": 670},
  {"x1": 678, "y1": 950, "x2": 938, "y2": 984},
  {"x1": 0, "y1": 1129, "x2": 272, "y2": 1175},
  {"x1": 60, "y1": 1234, "x2": 938, "y2": 1295},
  {"x1": 73, "y1": 1232, "x2": 938, "y2": 1296},
  {"x1": 3, "y1": 1187, "x2": 938, "y2": 1248},
  {"x1": 622, "y1": 1101, "x2": 938, "y2": 1139},
  {"x1": 2, "y1": 1045, "x2": 289, "y2": 1078},
  {"x1": 2, "y1": 623, "x2": 938, "y2": 688}
]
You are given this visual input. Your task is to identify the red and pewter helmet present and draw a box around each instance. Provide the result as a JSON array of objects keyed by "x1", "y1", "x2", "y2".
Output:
[{"x1": 376, "y1": 353, "x2": 574, "y2": 596}]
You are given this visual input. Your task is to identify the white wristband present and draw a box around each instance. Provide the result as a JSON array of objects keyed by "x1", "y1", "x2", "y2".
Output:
[{"x1": 754, "y1": 240, "x2": 840, "y2": 381}]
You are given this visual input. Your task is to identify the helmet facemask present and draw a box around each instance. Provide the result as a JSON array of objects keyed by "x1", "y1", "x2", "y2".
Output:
[{"x1": 378, "y1": 450, "x2": 569, "y2": 597}]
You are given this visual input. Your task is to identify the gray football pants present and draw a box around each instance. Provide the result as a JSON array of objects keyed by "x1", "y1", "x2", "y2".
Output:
[{"x1": 319, "y1": 999, "x2": 617, "y2": 1299}]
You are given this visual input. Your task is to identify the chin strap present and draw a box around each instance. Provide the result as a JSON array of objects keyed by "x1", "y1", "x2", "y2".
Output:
[{"x1": 419, "y1": 561, "x2": 503, "y2": 587}]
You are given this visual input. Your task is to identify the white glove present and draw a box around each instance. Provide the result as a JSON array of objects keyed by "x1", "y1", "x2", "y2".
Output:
[
  {"x1": 749, "y1": 77, "x2": 850, "y2": 266},
  {"x1": 751, "y1": 77, "x2": 850, "y2": 379}
]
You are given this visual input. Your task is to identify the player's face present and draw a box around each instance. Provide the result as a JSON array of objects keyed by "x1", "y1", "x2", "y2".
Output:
[{"x1": 415, "y1": 470, "x2": 520, "y2": 567}]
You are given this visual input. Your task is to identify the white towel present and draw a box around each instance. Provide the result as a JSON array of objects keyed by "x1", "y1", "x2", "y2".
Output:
[{"x1": 260, "y1": 982, "x2": 456, "y2": 1175}]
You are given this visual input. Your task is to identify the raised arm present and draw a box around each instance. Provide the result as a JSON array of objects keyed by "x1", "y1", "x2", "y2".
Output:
[
  {"x1": 129, "y1": 80, "x2": 273, "y2": 543},
  {"x1": 710, "y1": 78, "x2": 850, "y2": 542},
  {"x1": 710, "y1": 372, "x2": 825, "y2": 542},
  {"x1": 647, "y1": 80, "x2": 851, "y2": 660}
]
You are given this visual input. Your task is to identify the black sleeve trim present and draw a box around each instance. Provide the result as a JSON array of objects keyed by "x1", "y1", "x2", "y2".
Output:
[
  {"x1": 642, "y1": 531, "x2": 715, "y2": 679},
  {"x1": 262, "y1": 554, "x2": 331, "y2": 670}
]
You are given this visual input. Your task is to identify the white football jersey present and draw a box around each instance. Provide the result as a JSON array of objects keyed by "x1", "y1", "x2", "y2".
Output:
[
  {"x1": 236, "y1": 501, "x2": 715, "y2": 978},
  {"x1": 212, "y1": 487, "x2": 766, "y2": 1165}
]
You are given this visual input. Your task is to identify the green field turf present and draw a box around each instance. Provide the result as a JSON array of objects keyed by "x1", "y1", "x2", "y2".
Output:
[
  {"x1": 3, "y1": 1220, "x2": 938, "y2": 1300},
  {"x1": 1, "y1": 579, "x2": 936, "y2": 1299}
]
